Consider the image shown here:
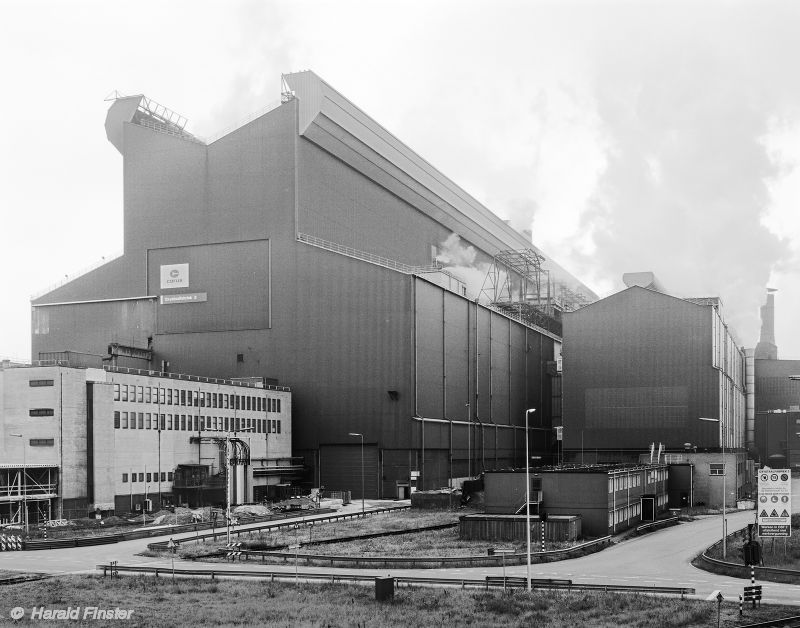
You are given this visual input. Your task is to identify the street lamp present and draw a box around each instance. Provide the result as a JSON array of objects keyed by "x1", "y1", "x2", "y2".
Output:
[
  {"x1": 699, "y1": 417, "x2": 727, "y2": 558},
  {"x1": 524, "y1": 408, "x2": 536, "y2": 593},
  {"x1": 9, "y1": 433, "x2": 27, "y2": 534},
  {"x1": 348, "y1": 433, "x2": 365, "y2": 515}
]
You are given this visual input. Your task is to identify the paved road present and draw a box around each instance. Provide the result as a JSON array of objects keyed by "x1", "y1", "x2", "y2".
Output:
[{"x1": 1, "y1": 499, "x2": 799, "y2": 606}]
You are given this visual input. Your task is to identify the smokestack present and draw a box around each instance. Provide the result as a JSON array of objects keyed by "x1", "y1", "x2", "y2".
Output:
[{"x1": 754, "y1": 289, "x2": 778, "y2": 360}]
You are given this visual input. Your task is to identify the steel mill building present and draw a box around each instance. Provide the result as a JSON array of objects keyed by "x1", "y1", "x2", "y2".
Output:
[
  {"x1": 29, "y1": 71, "x2": 596, "y2": 499},
  {"x1": 0, "y1": 364, "x2": 293, "y2": 524}
]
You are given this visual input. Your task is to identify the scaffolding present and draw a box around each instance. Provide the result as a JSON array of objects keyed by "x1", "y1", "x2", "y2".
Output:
[{"x1": 0, "y1": 466, "x2": 58, "y2": 526}]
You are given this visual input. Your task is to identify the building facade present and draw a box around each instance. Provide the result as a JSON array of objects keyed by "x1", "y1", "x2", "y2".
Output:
[
  {"x1": 561, "y1": 286, "x2": 746, "y2": 460},
  {"x1": 483, "y1": 464, "x2": 670, "y2": 537},
  {"x1": 0, "y1": 364, "x2": 294, "y2": 525},
  {"x1": 30, "y1": 72, "x2": 596, "y2": 497}
]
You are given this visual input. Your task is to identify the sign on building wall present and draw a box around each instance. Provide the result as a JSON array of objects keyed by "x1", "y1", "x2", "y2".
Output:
[
  {"x1": 160, "y1": 264, "x2": 189, "y2": 289},
  {"x1": 160, "y1": 293, "x2": 207, "y2": 305},
  {"x1": 757, "y1": 469, "x2": 792, "y2": 537}
]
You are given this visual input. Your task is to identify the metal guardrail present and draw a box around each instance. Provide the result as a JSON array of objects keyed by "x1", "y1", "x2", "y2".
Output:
[
  {"x1": 95, "y1": 563, "x2": 694, "y2": 597},
  {"x1": 215, "y1": 535, "x2": 612, "y2": 569},
  {"x1": 697, "y1": 529, "x2": 800, "y2": 584},
  {"x1": 147, "y1": 506, "x2": 411, "y2": 551},
  {"x1": 635, "y1": 516, "x2": 678, "y2": 533}
]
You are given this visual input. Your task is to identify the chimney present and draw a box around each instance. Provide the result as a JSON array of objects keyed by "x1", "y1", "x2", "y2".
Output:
[{"x1": 754, "y1": 289, "x2": 778, "y2": 360}]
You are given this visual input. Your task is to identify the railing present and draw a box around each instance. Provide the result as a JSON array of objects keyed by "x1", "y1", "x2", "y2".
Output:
[
  {"x1": 31, "y1": 251, "x2": 123, "y2": 300},
  {"x1": 94, "y1": 563, "x2": 694, "y2": 597},
  {"x1": 103, "y1": 365, "x2": 291, "y2": 392},
  {"x1": 634, "y1": 516, "x2": 678, "y2": 533}
]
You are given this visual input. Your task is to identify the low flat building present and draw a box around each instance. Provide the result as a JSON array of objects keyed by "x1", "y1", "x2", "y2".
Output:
[
  {"x1": 0, "y1": 364, "x2": 296, "y2": 526},
  {"x1": 483, "y1": 464, "x2": 670, "y2": 537}
]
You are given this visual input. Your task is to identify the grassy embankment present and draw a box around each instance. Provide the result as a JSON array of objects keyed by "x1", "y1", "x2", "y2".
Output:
[
  {"x1": 4, "y1": 574, "x2": 798, "y2": 627},
  {"x1": 174, "y1": 510, "x2": 576, "y2": 560},
  {"x1": 705, "y1": 514, "x2": 800, "y2": 570}
]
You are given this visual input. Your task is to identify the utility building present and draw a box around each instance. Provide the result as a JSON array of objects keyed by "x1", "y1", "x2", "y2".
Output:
[{"x1": 30, "y1": 72, "x2": 596, "y2": 498}]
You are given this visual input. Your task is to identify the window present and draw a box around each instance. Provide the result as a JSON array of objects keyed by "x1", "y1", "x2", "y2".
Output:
[
  {"x1": 180, "y1": 390, "x2": 186, "y2": 406},
  {"x1": 131, "y1": 473, "x2": 137, "y2": 483},
  {"x1": 122, "y1": 385, "x2": 128, "y2": 402},
  {"x1": 130, "y1": 414, "x2": 137, "y2": 429},
  {"x1": 167, "y1": 389, "x2": 173, "y2": 405},
  {"x1": 145, "y1": 413, "x2": 152, "y2": 430},
  {"x1": 276, "y1": 420, "x2": 281, "y2": 434},
  {"x1": 29, "y1": 408, "x2": 54, "y2": 417},
  {"x1": 710, "y1": 463, "x2": 725, "y2": 476},
  {"x1": 138, "y1": 473, "x2": 144, "y2": 482},
  {"x1": 160, "y1": 415, "x2": 165, "y2": 430},
  {"x1": 212, "y1": 393, "x2": 218, "y2": 408},
  {"x1": 158, "y1": 414, "x2": 164, "y2": 430},
  {"x1": 160, "y1": 388, "x2": 166, "y2": 404},
  {"x1": 194, "y1": 416, "x2": 199, "y2": 431},
  {"x1": 167, "y1": 415, "x2": 173, "y2": 430},
  {"x1": 276, "y1": 399, "x2": 281, "y2": 413},
  {"x1": 122, "y1": 412, "x2": 128, "y2": 429},
  {"x1": 29, "y1": 438, "x2": 54, "y2": 446},
  {"x1": 200, "y1": 416, "x2": 205, "y2": 431},
  {"x1": 29, "y1": 379, "x2": 55, "y2": 387},
  {"x1": 167, "y1": 472, "x2": 174, "y2": 481},
  {"x1": 113, "y1": 384, "x2": 120, "y2": 400},
  {"x1": 122, "y1": 473, "x2": 128, "y2": 483},
  {"x1": 138, "y1": 413, "x2": 144, "y2": 429},
  {"x1": 246, "y1": 396, "x2": 251, "y2": 411},
  {"x1": 145, "y1": 387, "x2": 151, "y2": 404},
  {"x1": 224, "y1": 416, "x2": 229, "y2": 431},
  {"x1": 146, "y1": 473, "x2": 152, "y2": 483},
  {"x1": 206, "y1": 392, "x2": 211, "y2": 407},
  {"x1": 114, "y1": 411, "x2": 120, "y2": 428},
  {"x1": 137, "y1": 386, "x2": 144, "y2": 403},
  {"x1": 224, "y1": 394, "x2": 229, "y2": 409}
]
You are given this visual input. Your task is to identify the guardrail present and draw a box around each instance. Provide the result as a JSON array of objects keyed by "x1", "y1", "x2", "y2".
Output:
[
  {"x1": 147, "y1": 506, "x2": 410, "y2": 551},
  {"x1": 202, "y1": 535, "x2": 612, "y2": 569},
  {"x1": 635, "y1": 516, "x2": 679, "y2": 533},
  {"x1": 95, "y1": 563, "x2": 694, "y2": 597},
  {"x1": 20, "y1": 505, "x2": 408, "y2": 552}
]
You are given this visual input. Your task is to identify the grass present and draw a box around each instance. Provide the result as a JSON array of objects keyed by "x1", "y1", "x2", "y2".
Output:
[
  {"x1": 3, "y1": 574, "x2": 798, "y2": 627},
  {"x1": 173, "y1": 509, "x2": 577, "y2": 560},
  {"x1": 705, "y1": 514, "x2": 800, "y2": 570}
]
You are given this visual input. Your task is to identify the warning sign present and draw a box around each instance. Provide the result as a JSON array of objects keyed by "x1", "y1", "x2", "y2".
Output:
[{"x1": 757, "y1": 469, "x2": 792, "y2": 538}]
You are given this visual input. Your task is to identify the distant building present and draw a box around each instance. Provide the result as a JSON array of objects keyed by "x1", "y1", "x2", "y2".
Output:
[
  {"x1": 752, "y1": 291, "x2": 800, "y2": 468},
  {"x1": 0, "y1": 364, "x2": 294, "y2": 525},
  {"x1": 560, "y1": 280, "x2": 749, "y2": 505}
]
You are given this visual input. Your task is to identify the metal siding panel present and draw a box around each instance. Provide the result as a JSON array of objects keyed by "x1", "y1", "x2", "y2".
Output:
[{"x1": 320, "y1": 444, "x2": 379, "y2": 498}]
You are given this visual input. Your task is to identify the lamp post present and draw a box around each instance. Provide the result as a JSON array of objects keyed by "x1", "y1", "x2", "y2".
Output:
[
  {"x1": 524, "y1": 408, "x2": 536, "y2": 593},
  {"x1": 348, "y1": 433, "x2": 365, "y2": 515},
  {"x1": 699, "y1": 417, "x2": 727, "y2": 558},
  {"x1": 9, "y1": 433, "x2": 27, "y2": 534}
]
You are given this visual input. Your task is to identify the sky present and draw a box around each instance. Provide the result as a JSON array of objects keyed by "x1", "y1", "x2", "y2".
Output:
[{"x1": 2, "y1": 0, "x2": 800, "y2": 360}]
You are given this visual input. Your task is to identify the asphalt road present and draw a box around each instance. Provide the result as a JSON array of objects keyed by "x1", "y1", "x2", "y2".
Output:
[{"x1": 1, "y1": 498, "x2": 799, "y2": 607}]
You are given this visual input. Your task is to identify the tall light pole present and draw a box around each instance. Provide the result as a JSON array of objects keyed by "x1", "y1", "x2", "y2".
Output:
[
  {"x1": 349, "y1": 433, "x2": 365, "y2": 515},
  {"x1": 10, "y1": 433, "x2": 27, "y2": 534},
  {"x1": 524, "y1": 408, "x2": 536, "y2": 593},
  {"x1": 699, "y1": 417, "x2": 726, "y2": 557}
]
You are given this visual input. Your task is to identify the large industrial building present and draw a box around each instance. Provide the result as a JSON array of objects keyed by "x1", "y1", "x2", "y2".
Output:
[
  {"x1": 560, "y1": 273, "x2": 749, "y2": 507},
  {"x1": 0, "y1": 363, "x2": 293, "y2": 525},
  {"x1": 752, "y1": 291, "x2": 800, "y2": 468},
  {"x1": 29, "y1": 71, "x2": 597, "y2": 499}
]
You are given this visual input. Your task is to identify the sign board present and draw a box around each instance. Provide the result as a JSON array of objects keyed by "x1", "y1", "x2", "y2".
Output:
[
  {"x1": 554, "y1": 426, "x2": 563, "y2": 441},
  {"x1": 757, "y1": 469, "x2": 792, "y2": 537},
  {"x1": 160, "y1": 293, "x2": 207, "y2": 305},
  {"x1": 160, "y1": 263, "x2": 189, "y2": 289}
]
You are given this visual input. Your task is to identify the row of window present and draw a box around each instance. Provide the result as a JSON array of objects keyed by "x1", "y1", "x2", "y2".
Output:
[
  {"x1": 609, "y1": 502, "x2": 642, "y2": 526},
  {"x1": 113, "y1": 411, "x2": 282, "y2": 434},
  {"x1": 29, "y1": 379, "x2": 54, "y2": 387},
  {"x1": 112, "y1": 384, "x2": 282, "y2": 413},
  {"x1": 29, "y1": 408, "x2": 54, "y2": 417},
  {"x1": 709, "y1": 463, "x2": 725, "y2": 476},
  {"x1": 608, "y1": 474, "x2": 643, "y2": 493},
  {"x1": 122, "y1": 471, "x2": 174, "y2": 483},
  {"x1": 646, "y1": 469, "x2": 668, "y2": 484}
]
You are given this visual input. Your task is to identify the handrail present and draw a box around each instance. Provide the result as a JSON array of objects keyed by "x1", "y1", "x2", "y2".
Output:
[
  {"x1": 102, "y1": 365, "x2": 291, "y2": 391},
  {"x1": 95, "y1": 563, "x2": 694, "y2": 597},
  {"x1": 635, "y1": 516, "x2": 678, "y2": 533}
]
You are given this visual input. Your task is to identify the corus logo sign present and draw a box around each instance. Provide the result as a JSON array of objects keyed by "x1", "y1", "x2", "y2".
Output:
[{"x1": 160, "y1": 263, "x2": 189, "y2": 289}]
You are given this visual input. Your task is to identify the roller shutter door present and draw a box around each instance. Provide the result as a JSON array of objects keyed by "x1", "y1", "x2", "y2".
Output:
[{"x1": 320, "y1": 444, "x2": 379, "y2": 499}]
